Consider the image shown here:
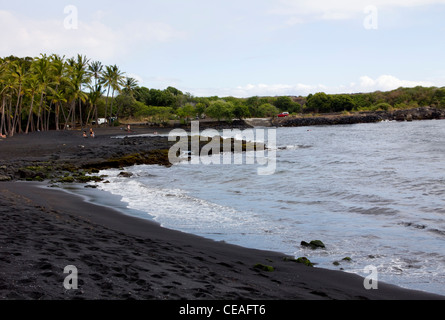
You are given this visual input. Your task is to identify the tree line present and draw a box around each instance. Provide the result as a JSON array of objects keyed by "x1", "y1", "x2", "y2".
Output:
[
  {"x1": 2, "y1": 54, "x2": 445, "y2": 137},
  {"x1": 304, "y1": 87, "x2": 445, "y2": 114},
  {"x1": 83, "y1": 83, "x2": 445, "y2": 124},
  {"x1": 0, "y1": 54, "x2": 137, "y2": 137}
]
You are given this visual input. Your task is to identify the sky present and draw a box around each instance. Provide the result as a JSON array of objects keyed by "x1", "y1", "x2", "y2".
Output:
[{"x1": 1, "y1": 0, "x2": 445, "y2": 97}]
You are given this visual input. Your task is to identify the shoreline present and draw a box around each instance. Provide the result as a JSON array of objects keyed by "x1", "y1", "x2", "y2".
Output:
[
  {"x1": 1, "y1": 180, "x2": 443, "y2": 300},
  {"x1": 273, "y1": 106, "x2": 445, "y2": 127},
  {"x1": 1, "y1": 126, "x2": 444, "y2": 300}
]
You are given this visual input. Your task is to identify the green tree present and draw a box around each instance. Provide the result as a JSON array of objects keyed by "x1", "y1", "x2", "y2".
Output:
[
  {"x1": 86, "y1": 84, "x2": 104, "y2": 124},
  {"x1": 49, "y1": 88, "x2": 67, "y2": 131},
  {"x1": 24, "y1": 75, "x2": 40, "y2": 133},
  {"x1": 101, "y1": 64, "x2": 125, "y2": 123},
  {"x1": 66, "y1": 55, "x2": 90, "y2": 128},
  {"x1": 432, "y1": 88, "x2": 445, "y2": 108},
  {"x1": 48, "y1": 54, "x2": 68, "y2": 130},
  {"x1": 274, "y1": 96, "x2": 301, "y2": 113},
  {"x1": 88, "y1": 61, "x2": 103, "y2": 88},
  {"x1": 246, "y1": 96, "x2": 260, "y2": 117},
  {"x1": 195, "y1": 102, "x2": 207, "y2": 118},
  {"x1": 134, "y1": 86, "x2": 151, "y2": 104},
  {"x1": 32, "y1": 54, "x2": 53, "y2": 131},
  {"x1": 331, "y1": 94, "x2": 355, "y2": 112},
  {"x1": 177, "y1": 103, "x2": 195, "y2": 123},
  {"x1": 305, "y1": 92, "x2": 332, "y2": 113},
  {"x1": 206, "y1": 100, "x2": 233, "y2": 122},
  {"x1": 9, "y1": 59, "x2": 29, "y2": 136},
  {"x1": 165, "y1": 86, "x2": 183, "y2": 96},
  {"x1": 258, "y1": 103, "x2": 278, "y2": 117},
  {"x1": 231, "y1": 103, "x2": 250, "y2": 120},
  {"x1": 115, "y1": 77, "x2": 138, "y2": 118},
  {"x1": 122, "y1": 77, "x2": 138, "y2": 97}
]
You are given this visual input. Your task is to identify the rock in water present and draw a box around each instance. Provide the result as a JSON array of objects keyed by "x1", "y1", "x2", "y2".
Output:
[
  {"x1": 118, "y1": 171, "x2": 133, "y2": 178},
  {"x1": 301, "y1": 240, "x2": 326, "y2": 249}
]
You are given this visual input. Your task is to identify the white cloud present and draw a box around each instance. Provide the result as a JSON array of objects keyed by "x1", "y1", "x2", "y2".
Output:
[
  {"x1": 190, "y1": 75, "x2": 437, "y2": 98},
  {"x1": 357, "y1": 75, "x2": 434, "y2": 92},
  {"x1": 0, "y1": 10, "x2": 184, "y2": 61},
  {"x1": 271, "y1": 0, "x2": 445, "y2": 22}
]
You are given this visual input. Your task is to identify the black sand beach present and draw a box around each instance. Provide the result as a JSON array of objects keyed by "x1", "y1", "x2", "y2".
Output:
[{"x1": 0, "y1": 127, "x2": 444, "y2": 301}]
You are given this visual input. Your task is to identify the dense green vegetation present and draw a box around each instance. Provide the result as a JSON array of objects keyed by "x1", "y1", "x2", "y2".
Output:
[{"x1": 1, "y1": 54, "x2": 445, "y2": 137}]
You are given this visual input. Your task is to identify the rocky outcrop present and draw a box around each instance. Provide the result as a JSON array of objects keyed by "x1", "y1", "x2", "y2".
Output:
[
  {"x1": 391, "y1": 107, "x2": 445, "y2": 121},
  {"x1": 273, "y1": 107, "x2": 445, "y2": 127}
]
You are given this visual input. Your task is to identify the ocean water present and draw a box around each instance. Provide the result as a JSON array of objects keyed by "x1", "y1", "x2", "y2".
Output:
[{"x1": 86, "y1": 120, "x2": 445, "y2": 296}]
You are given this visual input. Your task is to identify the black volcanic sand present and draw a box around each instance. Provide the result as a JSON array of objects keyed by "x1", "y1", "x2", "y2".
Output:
[
  {"x1": 0, "y1": 127, "x2": 175, "y2": 180},
  {"x1": 0, "y1": 127, "x2": 444, "y2": 300}
]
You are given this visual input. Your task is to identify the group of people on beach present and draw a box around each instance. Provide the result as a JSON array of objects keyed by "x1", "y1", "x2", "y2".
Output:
[{"x1": 83, "y1": 128, "x2": 95, "y2": 138}]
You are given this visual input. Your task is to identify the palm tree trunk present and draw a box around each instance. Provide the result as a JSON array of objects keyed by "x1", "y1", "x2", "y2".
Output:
[
  {"x1": 0, "y1": 96, "x2": 5, "y2": 136},
  {"x1": 36, "y1": 91, "x2": 44, "y2": 132},
  {"x1": 17, "y1": 101, "x2": 23, "y2": 134},
  {"x1": 109, "y1": 89, "x2": 116, "y2": 126},
  {"x1": 55, "y1": 103, "x2": 60, "y2": 131},
  {"x1": 94, "y1": 104, "x2": 98, "y2": 128},
  {"x1": 42, "y1": 107, "x2": 46, "y2": 131},
  {"x1": 7, "y1": 97, "x2": 12, "y2": 136},
  {"x1": 25, "y1": 93, "x2": 36, "y2": 134},
  {"x1": 10, "y1": 83, "x2": 22, "y2": 137},
  {"x1": 41, "y1": 103, "x2": 46, "y2": 131},
  {"x1": 78, "y1": 97, "x2": 83, "y2": 127},
  {"x1": 46, "y1": 105, "x2": 51, "y2": 131},
  {"x1": 71, "y1": 100, "x2": 76, "y2": 129},
  {"x1": 105, "y1": 85, "x2": 111, "y2": 125},
  {"x1": 85, "y1": 104, "x2": 93, "y2": 126},
  {"x1": 61, "y1": 103, "x2": 69, "y2": 130}
]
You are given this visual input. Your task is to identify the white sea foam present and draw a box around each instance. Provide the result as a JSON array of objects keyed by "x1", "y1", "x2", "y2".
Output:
[{"x1": 94, "y1": 169, "x2": 285, "y2": 248}]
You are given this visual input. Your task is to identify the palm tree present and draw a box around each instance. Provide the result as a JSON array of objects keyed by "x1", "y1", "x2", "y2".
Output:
[
  {"x1": 24, "y1": 76, "x2": 40, "y2": 133},
  {"x1": 88, "y1": 61, "x2": 103, "y2": 88},
  {"x1": 122, "y1": 77, "x2": 138, "y2": 97},
  {"x1": 85, "y1": 83, "x2": 104, "y2": 126},
  {"x1": 9, "y1": 60, "x2": 28, "y2": 136},
  {"x1": 101, "y1": 64, "x2": 125, "y2": 125},
  {"x1": 0, "y1": 59, "x2": 17, "y2": 137},
  {"x1": 88, "y1": 61, "x2": 103, "y2": 125},
  {"x1": 115, "y1": 77, "x2": 139, "y2": 118},
  {"x1": 1, "y1": 54, "x2": 142, "y2": 135},
  {"x1": 66, "y1": 55, "x2": 90, "y2": 128},
  {"x1": 51, "y1": 90, "x2": 67, "y2": 131},
  {"x1": 32, "y1": 54, "x2": 50, "y2": 131},
  {"x1": 48, "y1": 54, "x2": 67, "y2": 130},
  {"x1": 0, "y1": 60, "x2": 8, "y2": 136}
]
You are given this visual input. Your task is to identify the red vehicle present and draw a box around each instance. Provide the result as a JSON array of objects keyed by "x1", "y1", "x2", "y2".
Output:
[{"x1": 277, "y1": 112, "x2": 289, "y2": 117}]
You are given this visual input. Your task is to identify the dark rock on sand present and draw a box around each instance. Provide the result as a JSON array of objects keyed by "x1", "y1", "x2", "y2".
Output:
[{"x1": 0, "y1": 175, "x2": 11, "y2": 181}]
